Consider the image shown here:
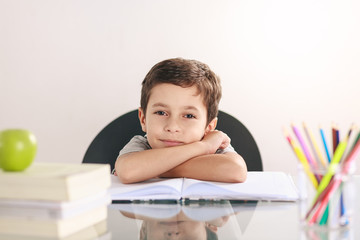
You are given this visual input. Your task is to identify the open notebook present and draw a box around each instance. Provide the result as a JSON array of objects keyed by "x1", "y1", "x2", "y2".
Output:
[{"x1": 109, "y1": 171, "x2": 299, "y2": 202}]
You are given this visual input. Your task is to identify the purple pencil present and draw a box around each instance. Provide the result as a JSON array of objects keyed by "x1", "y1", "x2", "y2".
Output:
[{"x1": 292, "y1": 124, "x2": 319, "y2": 171}]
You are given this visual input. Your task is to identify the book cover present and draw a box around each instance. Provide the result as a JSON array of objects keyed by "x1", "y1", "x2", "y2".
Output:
[
  {"x1": 0, "y1": 192, "x2": 111, "y2": 219},
  {"x1": 0, "y1": 162, "x2": 111, "y2": 201},
  {"x1": 0, "y1": 205, "x2": 108, "y2": 238}
]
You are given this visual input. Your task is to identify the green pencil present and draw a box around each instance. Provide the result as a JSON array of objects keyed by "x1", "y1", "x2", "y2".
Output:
[{"x1": 313, "y1": 136, "x2": 348, "y2": 203}]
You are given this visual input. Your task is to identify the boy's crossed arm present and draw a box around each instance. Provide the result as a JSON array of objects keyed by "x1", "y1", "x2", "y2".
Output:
[{"x1": 115, "y1": 131, "x2": 247, "y2": 184}]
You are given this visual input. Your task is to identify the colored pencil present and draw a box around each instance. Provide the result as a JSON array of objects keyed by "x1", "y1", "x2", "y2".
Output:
[
  {"x1": 284, "y1": 129, "x2": 319, "y2": 189},
  {"x1": 320, "y1": 126, "x2": 332, "y2": 163},
  {"x1": 292, "y1": 124, "x2": 319, "y2": 171},
  {"x1": 308, "y1": 176, "x2": 342, "y2": 225},
  {"x1": 308, "y1": 134, "x2": 360, "y2": 225},
  {"x1": 313, "y1": 135, "x2": 348, "y2": 204},
  {"x1": 320, "y1": 123, "x2": 340, "y2": 226},
  {"x1": 350, "y1": 131, "x2": 360, "y2": 154},
  {"x1": 303, "y1": 122, "x2": 328, "y2": 168},
  {"x1": 303, "y1": 125, "x2": 360, "y2": 226},
  {"x1": 342, "y1": 125, "x2": 357, "y2": 162},
  {"x1": 341, "y1": 132, "x2": 360, "y2": 173},
  {"x1": 332, "y1": 123, "x2": 339, "y2": 154},
  {"x1": 305, "y1": 176, "x2": 336, "y2": 220}
]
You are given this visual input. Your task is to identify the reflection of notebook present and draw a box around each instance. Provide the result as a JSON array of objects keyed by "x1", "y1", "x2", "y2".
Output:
[
  {"x1": 110, "y1": 201, "x2": 258, "y2": 222},
  {"x1": 110, "y1": 172, "x2": 299, "y2": 202}
]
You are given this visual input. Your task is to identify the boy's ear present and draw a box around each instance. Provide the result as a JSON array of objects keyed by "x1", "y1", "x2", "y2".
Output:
[
  {"x1": 138, "y1": 107, "x2": 147, "y2": 132},
  {"x1": 205, "y1": 117, "x2": 218, "y2": 133}
]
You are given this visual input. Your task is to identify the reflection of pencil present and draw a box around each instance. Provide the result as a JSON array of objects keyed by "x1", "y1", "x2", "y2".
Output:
[
  {"x1": 320, "y1": 126, "x2": 331, "y2": 163},
  {"x1": 303, "y1": 122, "x2": 327, "y2": 168},
  {"x1": 284, "y1": 129, "x2": 318, "y2": 189}
]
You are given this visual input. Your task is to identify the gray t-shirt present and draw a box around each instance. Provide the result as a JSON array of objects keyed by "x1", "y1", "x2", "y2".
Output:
[
  {"x1": 119, "y1": 135, "x2": 236, "y2": 156},
  {"x1": 113, "y1": 135, "x2": 236, "y2": 174}
]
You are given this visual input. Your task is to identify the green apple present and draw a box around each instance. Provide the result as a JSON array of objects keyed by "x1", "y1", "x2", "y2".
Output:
[{"x1": 0, "y1": 129, "x2": 37, "y2": 171}]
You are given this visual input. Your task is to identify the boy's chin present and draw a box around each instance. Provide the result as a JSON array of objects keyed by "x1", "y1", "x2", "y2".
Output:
[{"x1": 161, "y1": 140, "x2": 184, "y2": 148}]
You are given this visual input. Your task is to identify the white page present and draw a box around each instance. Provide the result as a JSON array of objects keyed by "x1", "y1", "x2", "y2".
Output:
[
  {"x1": 109, "y1": 175, "x2": 184, "y2": 200},
  {"x1": 182, "y1": 172, "x2": 299, "y2": 201}
]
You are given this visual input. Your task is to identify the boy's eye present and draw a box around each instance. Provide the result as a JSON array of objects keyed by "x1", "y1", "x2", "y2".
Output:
[
  {"x1": 184, "y1": 114, "x2": 195, "y2": 119},
  {"x1": 155, "y1": 111, "x2": 166, "y2": 116}
]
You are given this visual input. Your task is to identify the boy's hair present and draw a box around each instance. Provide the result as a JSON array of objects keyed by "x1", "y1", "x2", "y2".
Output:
[{"x1": 140, "y1": 58, "x2": 222, "y2": 125}]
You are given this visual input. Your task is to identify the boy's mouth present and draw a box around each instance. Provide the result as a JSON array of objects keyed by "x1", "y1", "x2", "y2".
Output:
[
  {"x1": 161, "y1": 139, "x2": 183, "y2": 147},
  {"x1": 159, "y1": 221, "x2": 184, "y2": 226}
]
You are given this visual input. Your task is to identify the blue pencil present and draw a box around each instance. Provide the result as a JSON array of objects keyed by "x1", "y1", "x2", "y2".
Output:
[
  {"x1": 320, "y1": 127, "x2": 331, "y2": 163},
  {"x1": 319, "y1": 126, "x2": 332, "y2": 225}
]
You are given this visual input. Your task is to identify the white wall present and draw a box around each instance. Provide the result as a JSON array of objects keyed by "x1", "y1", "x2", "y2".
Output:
[{"x1": 1, "y1": 0, "x2": 360, "y2": 175}]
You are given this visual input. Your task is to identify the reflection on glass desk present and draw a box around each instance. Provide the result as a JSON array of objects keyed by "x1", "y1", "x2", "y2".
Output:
[
  {"x1": 106, "y1": 176, "x2": 359, "y2": 240},
  {"x1": 0, "y1": 177, "x2": 358, "y2": 240}
]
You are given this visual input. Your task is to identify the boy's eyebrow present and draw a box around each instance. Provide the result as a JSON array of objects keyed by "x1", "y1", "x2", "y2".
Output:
[
  {"x1": 183, "y1": 106, "x2": 200, "y2": 112},
  {"x1": 150, "y1": 103, "x2": 200, "y2": 112},
  {"x1": 151, "y1": 103, "x2": 168, "y2": 108}
]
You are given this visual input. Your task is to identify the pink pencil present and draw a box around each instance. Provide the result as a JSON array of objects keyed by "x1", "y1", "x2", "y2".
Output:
[
  {"x1": 307, "y1": 135, "x2": 360, "y2": 224},
  {"x1": 308, "y1": 177, "x2": 341, "y2": 225},
  {"x1": 292, "y1": 124, "x2": 319, "y2": 172}
]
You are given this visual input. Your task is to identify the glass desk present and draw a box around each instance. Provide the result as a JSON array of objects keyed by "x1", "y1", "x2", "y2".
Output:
[
  {"x1": 0, "y1": 177, "x2": 358, "y2": 240},
  {"x1": 104, "y1": 176, "x2": 359, "y2": 240}
]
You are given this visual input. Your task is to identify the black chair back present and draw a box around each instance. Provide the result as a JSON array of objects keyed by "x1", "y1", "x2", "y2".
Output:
[{"x1": 83, "y1": 110, "x2": 262, "y2": 172}]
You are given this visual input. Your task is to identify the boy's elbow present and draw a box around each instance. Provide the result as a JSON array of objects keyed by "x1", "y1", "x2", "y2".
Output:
[
  {"x1": 228, "y1": 167, "x2": 247, "y2": 183},
  {"x1": 115, "y1": 160, "x2": 140, "y2": 184},
  {"x1": 116, "y1": 168, "x2": 141, "y2": 184},
  {"x1": 230, "y1": 169, "x2": 247, "y2": 183},
  {"x1": 227, "y1": 155, "x2": 248, "y2": 183},
  {"x1": 117, "y1": 172, "x2": 133, "y2": 184}
]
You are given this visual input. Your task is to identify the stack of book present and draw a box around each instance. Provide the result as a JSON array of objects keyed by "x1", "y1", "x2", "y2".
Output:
[{"x1": 0, "y1": 162, "x2": 112, "y2": 239}]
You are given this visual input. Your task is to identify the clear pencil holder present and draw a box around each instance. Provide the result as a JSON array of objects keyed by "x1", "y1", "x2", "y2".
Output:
[{"x1": 297, "y1": 163, "x2": 356, "y2": 230}]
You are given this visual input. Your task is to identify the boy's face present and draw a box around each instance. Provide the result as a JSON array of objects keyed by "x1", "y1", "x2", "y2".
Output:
[
  {"x1": 142, "y1": 220, "x2": 207, "y2": 240},
  {"x1": 139, "y1": 83, "x2": 216, "y2": 149}
]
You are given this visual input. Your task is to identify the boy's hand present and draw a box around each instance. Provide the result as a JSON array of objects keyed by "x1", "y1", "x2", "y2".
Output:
[{"x1": 201, "y1": 130, "x2": 230, "y2": 154}]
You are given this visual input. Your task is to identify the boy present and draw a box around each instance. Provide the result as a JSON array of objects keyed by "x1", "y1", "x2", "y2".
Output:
[{"x1": 114, "y1": 58, "x2": 247, "y2": 183}]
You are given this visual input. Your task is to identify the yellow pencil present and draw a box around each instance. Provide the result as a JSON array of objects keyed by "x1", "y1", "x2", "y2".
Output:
[
  {"x1": 303, "y1": 122, "x2": 328, "y2": 168},
  {"x1": 284, "y1": 129, "x2": 319, "y2": 189}
]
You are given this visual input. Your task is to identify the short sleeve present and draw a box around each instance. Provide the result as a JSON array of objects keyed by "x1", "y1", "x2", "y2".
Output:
[
  {"x1": 118, "y1": 135, "x2": 151, "y2": 157},
  {"x1": 215, "y1": 144, "x2": 236, "y2": 154}
]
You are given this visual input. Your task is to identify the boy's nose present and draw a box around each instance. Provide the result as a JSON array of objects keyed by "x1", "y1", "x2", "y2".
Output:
[
  {"x1": 165, "y1": 117, "x2": 180, "y2": 133},
  {"x1": 164, "y1": 231, "x2": 180, "y2": 239}
]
